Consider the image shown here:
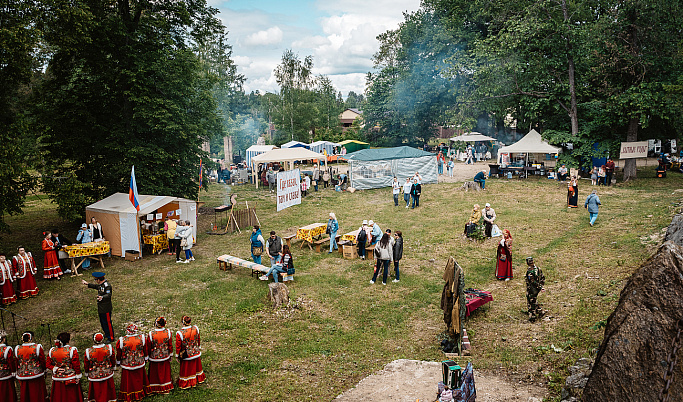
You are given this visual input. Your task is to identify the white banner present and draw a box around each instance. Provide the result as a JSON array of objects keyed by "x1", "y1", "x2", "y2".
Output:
[
  {"x1": 277, "y1": 169, "x2": 301, "y2": 212},
  {"x1": 619, "y1": 141, "x2": 648, "y2": 159}
]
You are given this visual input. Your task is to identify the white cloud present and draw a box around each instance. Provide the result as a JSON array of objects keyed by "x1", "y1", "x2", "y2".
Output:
[{"x1": 243, "y1": 26, "x2": 284, "y2": 46}]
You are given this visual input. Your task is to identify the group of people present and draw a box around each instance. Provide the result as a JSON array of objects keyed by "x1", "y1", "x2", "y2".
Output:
[
  {"x1": 163, "y1": 217, "x2": 195, "y2": 263},
  {"x1": 0, "y1": 315, "x2": 205, "y2": 402},
  {"x1": 463, "y1": 203, "x2": 497, "y2": 238},
  {"x1": 563, "y1": 174, "x2": 603, "y2": 225},
  {"x1": 392, "y1": 173, "x2": 423, "y2": 209},
  {"x1": 249, "y1": 226, "x2": 295, "y2": 283},
  {"x1": 0, "y1": 247, "x2": 41, "y2": 306}
]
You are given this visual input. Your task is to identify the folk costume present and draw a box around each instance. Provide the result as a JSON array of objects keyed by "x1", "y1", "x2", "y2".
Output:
[
  {"x1": 525, "y1": 257, "x2": 546, "y2": 322},
  {"x1": 42, "y1": 236, "x2": 63, "y2": 279},
  {"x1": 175, "y1": 316, "x2": 205, "y2": 389},
  {"x1": 495, "y1": 230, "x2": 513, "y2": 280},
  {"x1": 0, "y1": 334, "x2": 17, "y2": 402},
  {"x1": 12, "y1": 251, "x2": 39, "y2": 299},
  {"x1": 0, "y1": 256, "x2": 17, "y2": 305},
  {"x1": 116, "y1": 324, "x2": 148, "y2": 402},
  {"x1": 567, "y1": 179, "x2": 578, "y2": 208},
  {"x1": 47, "y1": 340, "x2": 82, "y2": 402},
  {"x1": 84, "y1": 333, "x2": 116, "y2": 402},
  {"x1": 15, "y1": 333, "x2": 48, "y2": 402},
  {"x1": 146, "y1": 317, "x2": 174, "y2": 395}
]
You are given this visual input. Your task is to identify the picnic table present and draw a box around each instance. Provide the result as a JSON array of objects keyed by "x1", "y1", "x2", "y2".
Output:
[
  {"x1": 296, "y1": 223, "x2": 327, "y2": 250},
  {"x1": 341, "y1": 229, "x2": 360, "y2": 244},
  {"x1": 62, "y1": 241, "x2": 110, "y2": 277},
  {"x1": 142, "y1": 233, "x2": 168, "y2": 255},
  {"x1": 464, "y1": 289, "x2": 493, "y2": 317}
]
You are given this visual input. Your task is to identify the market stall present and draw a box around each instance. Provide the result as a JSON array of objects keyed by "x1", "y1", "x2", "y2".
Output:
[
  {"x1": 281, "y1": 141, "x2": 310, "y2": 149},
  {"x1": 250, "y1": 148, "x2": 327, "y2": 189},
  {"x1": 338, "y1": 139, "x2": 369, "y2": 154},
  {"x1": 245, "y1": 145, "x2": 278, "y2": 167},
  {"x1": 309, "y1": 140, "x2": 339, "y2": 155},
  {"x1": 86, "y1": 193, "x2": 197, "y2": 258},
  {"x1": 450, "y1": 132, "x2": 497, "y2": 161},
  {"x1": 496, "y1": 129, "x2": 561, "y2": 175},
  {"x1": 345, "y1": 146, "x2": 437, "y2": 190},
  {"x1": 62, "y1": 241, "x2": 110, "y2": 276}
]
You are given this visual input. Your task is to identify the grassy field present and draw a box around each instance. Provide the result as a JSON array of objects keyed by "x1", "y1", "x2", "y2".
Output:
[{"x1": 1, "y1": 166, "x2": 681, "y2": 401}]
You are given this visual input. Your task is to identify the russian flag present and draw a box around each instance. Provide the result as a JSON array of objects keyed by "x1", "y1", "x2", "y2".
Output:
[{"x1": 129, "y1": 166, "x2": 140, "y2": 211}]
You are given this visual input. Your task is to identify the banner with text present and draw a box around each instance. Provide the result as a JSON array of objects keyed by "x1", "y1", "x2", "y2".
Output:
[
  {"x1": 619, "y1": 141, "x2": 648, "y2": 159},
  {"x1": 277, "y1": 169, "x2": 301, "y2": 212}
]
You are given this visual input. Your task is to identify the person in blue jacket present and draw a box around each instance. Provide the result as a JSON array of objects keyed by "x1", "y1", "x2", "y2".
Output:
[
  {"x1": 76, "y1": 223, "x2": 93, "y2": 269},
  {"x1": 584, "y1": 190, "x2": 601, "y2": 226},
  {"x1": 327, "y1": 213, "x2": 339, "y2": 253},
  {"x1": 473, "y1": 169, "x2": 487, "y2": 190}
]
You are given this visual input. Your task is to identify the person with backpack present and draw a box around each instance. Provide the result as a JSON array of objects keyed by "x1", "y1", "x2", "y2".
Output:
[
  {"x1": 356, "y1": 221, "x2": 371, "y2": 260},
  {"x1": 370, "y1": 233, "x2": 395, "y2": 285}
]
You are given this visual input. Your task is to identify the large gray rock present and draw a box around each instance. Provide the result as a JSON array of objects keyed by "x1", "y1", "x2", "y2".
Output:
[
  {"x1": 664, "y1": 214, "x2": 683, "y2": 246},
  {"x1": 583, "y1": 241, "x2": 683, "y2": 401}
]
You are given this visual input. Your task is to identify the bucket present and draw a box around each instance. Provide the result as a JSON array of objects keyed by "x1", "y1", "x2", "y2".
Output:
[{"x1": 507, "y1": 172, "x2": 512, "y2": 179}]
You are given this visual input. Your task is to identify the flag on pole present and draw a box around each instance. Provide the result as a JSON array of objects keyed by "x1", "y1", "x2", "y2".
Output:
[
  {"x1": 129, "y1": 166, "x2": 140, "y2": 211},
  {"x1": 199, "y1": 158, "x2": 203, "y2": 189}
]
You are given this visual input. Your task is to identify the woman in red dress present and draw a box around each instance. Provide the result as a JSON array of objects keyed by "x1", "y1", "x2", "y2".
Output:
[
  {"x1": 495, "y1": 229, "x2": 513, "y2": 280},
  {"x1": 0, "y1": 254, "x2": 17, "y2": 305},
  {"x1": 116, "y1": 324, "x2": 148, "y2": 401},
  {"x1": 0, "y1": 330, "x2": 17, "y2": 402},
  {"x1": 84, "y1": 333, "x2": 117, "y2": 402},
  {"x1": 175, "y1": 316, "x2": 206, "y2": 389},
  {"x1": 15, "y1": 331, "x2": 48, "y2": 402},
  {"x1": 47, "y1": 332, "x2": 82, "y2": 402},
  {"x1": 12, "y1": 246, "x2": 39, "y2": 299},
  {"x1": 146, "y1": 317, "x2": 174, "y2": 395},
  {"x1": 42, "y1": 231, "x2": 63, "y2": 280}
]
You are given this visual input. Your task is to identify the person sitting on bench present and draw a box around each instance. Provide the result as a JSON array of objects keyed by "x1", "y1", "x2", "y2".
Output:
[{"x1": 260, "y1": 245, "x2": 292, "y2": 283}]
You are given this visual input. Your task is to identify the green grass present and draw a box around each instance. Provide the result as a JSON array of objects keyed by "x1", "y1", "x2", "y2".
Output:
[{"x1": 1, "y1": 166, "x2": 681, "y2": 401}]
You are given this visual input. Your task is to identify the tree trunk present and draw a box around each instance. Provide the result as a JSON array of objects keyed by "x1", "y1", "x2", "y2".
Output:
[
  {"x1": 562, "y1": 0, "x2": 579, "y2": 138},
  {"x1": 622, "y1": 118, "x2": 639, "y2": 181}
]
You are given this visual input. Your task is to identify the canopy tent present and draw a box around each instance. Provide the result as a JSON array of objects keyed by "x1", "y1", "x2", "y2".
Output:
[
  {"x1": 251, "y1": 148, "x2": 327, "y2": 189},
  {"x1": 245, "y1": 145, "x2": 277, "y2": 166},
  {"x1": 338, "y1": 139, "x2": 369, "y2": 154},
  {"x1": 85, "y1": 193, "x2": 197, "y2": 258},
  {"x1": 309, "y1": 140, "x2": 339, "y2": 155},
  {"x1": 497, "y1": 129, "x2": 561, "y2": 165},
  {"x1": 281, "y1": 140, "x2": 310, "y2": 149},
  {"x1": 450, "y1": 132, "x2": 496, "y2": 142},
  {"x1": 345, "y1": 146, "x2": 437, "y2": 190}
]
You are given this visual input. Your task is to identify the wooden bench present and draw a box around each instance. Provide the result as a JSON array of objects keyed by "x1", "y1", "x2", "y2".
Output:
[
  {"x1": 217, "y1": 254, "x2": 269, "y2": 277},
  {"x1": 283, "y1": 233, "x2": 297, "y2": 248},
  {"x1": 314, "y1": 235, "x2": 341, "y2": 253}
]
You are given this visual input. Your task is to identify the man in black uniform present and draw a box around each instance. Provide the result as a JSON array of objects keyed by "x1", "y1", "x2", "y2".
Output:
[{"x1": 82, "y1": 272, "x2": 114, "y2": 342}]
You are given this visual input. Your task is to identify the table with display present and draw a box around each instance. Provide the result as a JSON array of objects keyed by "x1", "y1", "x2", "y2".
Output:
[
  {"x1": 296, "y1": 223, "x2": 328, "y2": 250},
  {"x1": 341, "y1": 229, "x2": 360, "y2": 244},
  {"x1": 62, "y1": 241, "x2": 110, "y2": 277},
  {"x1": 142, "y1": 233, "x2": 168, "y2": 255}
]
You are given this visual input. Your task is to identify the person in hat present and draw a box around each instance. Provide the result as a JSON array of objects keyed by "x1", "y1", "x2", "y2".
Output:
[
  {"x1": 0, "y1": 330, "x2": 17, "y2": 402},
  {"x1": 356, "y1": 220, "x2": 371, "y2": 260},
  {"x1": 84, "y1": 332, "x2": 116, "y2": 402},
  {"x1": 116, "y1": 324, "x2": 148, "y2": 401},
  {"x1": 15, "y1": 331, "x2": 47, "y2": 402},
  {"x1": 82, "y1": 272, "x2": 114, "y2": 342},
  {"x1": 482, "y1": 203, "x2": 497, "y2": 237},
  {"x1": 46, "y1": 332, "x2": 82, "y2": 402},
  {"x1": 77, "y1": 223, "x2": 93, "y2": 269},
  {"x1": 0, "y1": 253, "x2": 17, "y2": 306},
  {"x1": 12, "y1": 246, "x2": 39, "y2": 299},
  {"x1": 369, "y1": 220, "x2": 382, "y2": 245},
  {"x1": 147, "y1": 317, "x2": 174, "y2": 395},
  {"x1": 525, "y1": 257, "x2": 546, "y2": 322},
  {"x1": 175, "y1": 316, "x2": 205, "y2": 389}
]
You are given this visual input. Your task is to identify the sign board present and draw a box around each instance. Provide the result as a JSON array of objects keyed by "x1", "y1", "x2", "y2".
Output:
[
  {"x1": 277, "y1": 168, "x2": 301, "y2": 212},
  {"x1": 619, "y1": 141, "x2": 648, "y2": 159}
]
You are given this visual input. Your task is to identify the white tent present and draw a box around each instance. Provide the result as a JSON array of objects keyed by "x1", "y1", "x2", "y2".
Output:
[
  {"x1": 309, "y1": 140, "x2": 339, "y2": 155},
  {"x1": 281, "y1": 141, "x2": 310, "y2": 149},
  {"x1": 450, "y1": 132, "x2": 496, "y2": 142},
  {"x1": 245, "y1": 145, "x2": 277, "y2": 166},
  {"x1": 251, "y1": 148, "x2": 327, "y2": 189},
  {"x1": 85, "y1": 193, "x2": 197, "y2": 257},
  {"x1": 497, "y1": 129, "x2": 561, "y2": 164}
]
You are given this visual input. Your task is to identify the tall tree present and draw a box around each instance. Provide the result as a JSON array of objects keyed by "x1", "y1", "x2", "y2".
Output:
[
  {"x1": 38, "y1": 0, "x2": 231, "y2": 220},
  {"x1": 273, "y1": 49, "x2": 314, "y2": 141}
]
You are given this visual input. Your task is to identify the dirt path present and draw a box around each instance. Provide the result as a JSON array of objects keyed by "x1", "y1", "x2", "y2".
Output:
[{"x1": 335, "y1": 359, "x2": 546, "y2": 402}]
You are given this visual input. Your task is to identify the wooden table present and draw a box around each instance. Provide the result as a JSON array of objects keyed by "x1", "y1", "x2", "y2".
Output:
[
  {"x1": 341, "y1": 229, "x2": 360, "y2": 245},
  {"x1": 62, "y1": 241, "x2": 110, "y2": 277},
  {"x1": 142, "y1": 233, "x2": 168, "y2": 254},
  {"x1": 296, "y1": 223, "x2": 327, "y2": 250}
]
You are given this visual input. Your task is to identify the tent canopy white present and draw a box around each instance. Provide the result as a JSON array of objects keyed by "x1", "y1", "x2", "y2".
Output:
[
  {"x1": 86, "y1": 193, "x2": 197, "y2": 258},
  {"x1": 497, "y1": 129, "x2": 561, "y2": 154},
  {"x1": 281, "y1": 140, "x2": 310, "y2": 149},
  {"x1": 251, "y1": 148, "x2": 327, "y2": 189},
  {"x1": 309, "y1": 140, "x2": 339, "y2": 155},
  {"x1": 450, "y1": 132, "x2": 496, "y2": 142},
  {"x1": 245, "y1": 145, "x2": 277, "y2": 166}
]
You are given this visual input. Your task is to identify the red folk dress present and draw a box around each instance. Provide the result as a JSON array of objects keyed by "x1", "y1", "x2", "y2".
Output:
[
  {"x1": 84, "y1": 344, "x2": 116, "y2": 402},
  {"x1": 15, "y1": 342, "x2": 47, "y2": 402},
  {"x1": 42, "y1": 238, "x2": 63, "y2": 279},
  {"x1": 0, "y1": 260, "x2": 17, "y2": 305},
  {"x1": 175, "y1": 325, "x2": 206, "y2": 389},
  {"x1": 495, "y1": 238, "x2": 513, "y2": 280},
  {"x1": 146, "y1": 328, "x2": 174, "y2": 395},
  {"x1": 47, "y1": 345, "x2": 82, "y2": 402},
  {"x1": 0, "y1": 343, "x2": 17, "y2": 402},
  {"x1": 12, "y1": 253, "x2": 39, "y2": 299},
  {"x1": 116, "y1": 334, "x2": 148, "y2": 401}
]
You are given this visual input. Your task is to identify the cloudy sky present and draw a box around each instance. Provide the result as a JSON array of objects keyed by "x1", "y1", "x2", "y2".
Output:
[{"x1": 210, "y1": 0, "x2": 421, "y2": 97}]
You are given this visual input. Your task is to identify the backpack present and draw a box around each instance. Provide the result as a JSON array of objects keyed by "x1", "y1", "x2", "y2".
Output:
[{"x1": 357, "y1": 229, "x2": 367, "y2": 243}]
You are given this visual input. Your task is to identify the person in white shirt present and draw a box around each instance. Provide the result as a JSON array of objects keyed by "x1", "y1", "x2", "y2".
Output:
[
  {"x1": 402, "y1": 178, "x2": 413, "y2": 208},
  {"x1": 482, "y1": 203, "x2": 497, "y2": 237},
  {"x1": 392, "y1": 177, "x2": 401, "y2": 206}
]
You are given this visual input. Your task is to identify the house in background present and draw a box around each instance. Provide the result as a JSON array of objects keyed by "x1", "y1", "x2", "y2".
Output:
[{"x1": 340, "y1": 108, "x2": 362, "y2": 132}]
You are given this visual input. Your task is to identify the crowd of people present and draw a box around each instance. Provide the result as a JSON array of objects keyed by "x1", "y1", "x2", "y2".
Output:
[{"x1": 0, "y1": 315, "x2": 205, "y2": 402}]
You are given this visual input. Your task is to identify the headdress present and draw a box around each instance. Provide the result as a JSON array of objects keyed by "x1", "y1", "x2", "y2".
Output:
[
  {"x1": 126, "y1": 324, "x2": 138, "y2": 335},
  {"x1": 93, "y1": 333, "x2": 105, "y2": 343},
  {"x1": 155, "y1": 317, "x2": 166, "y2": 328},
  {"x1": 182, "y1": 316, "x2": 191, "y2": 325}
]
